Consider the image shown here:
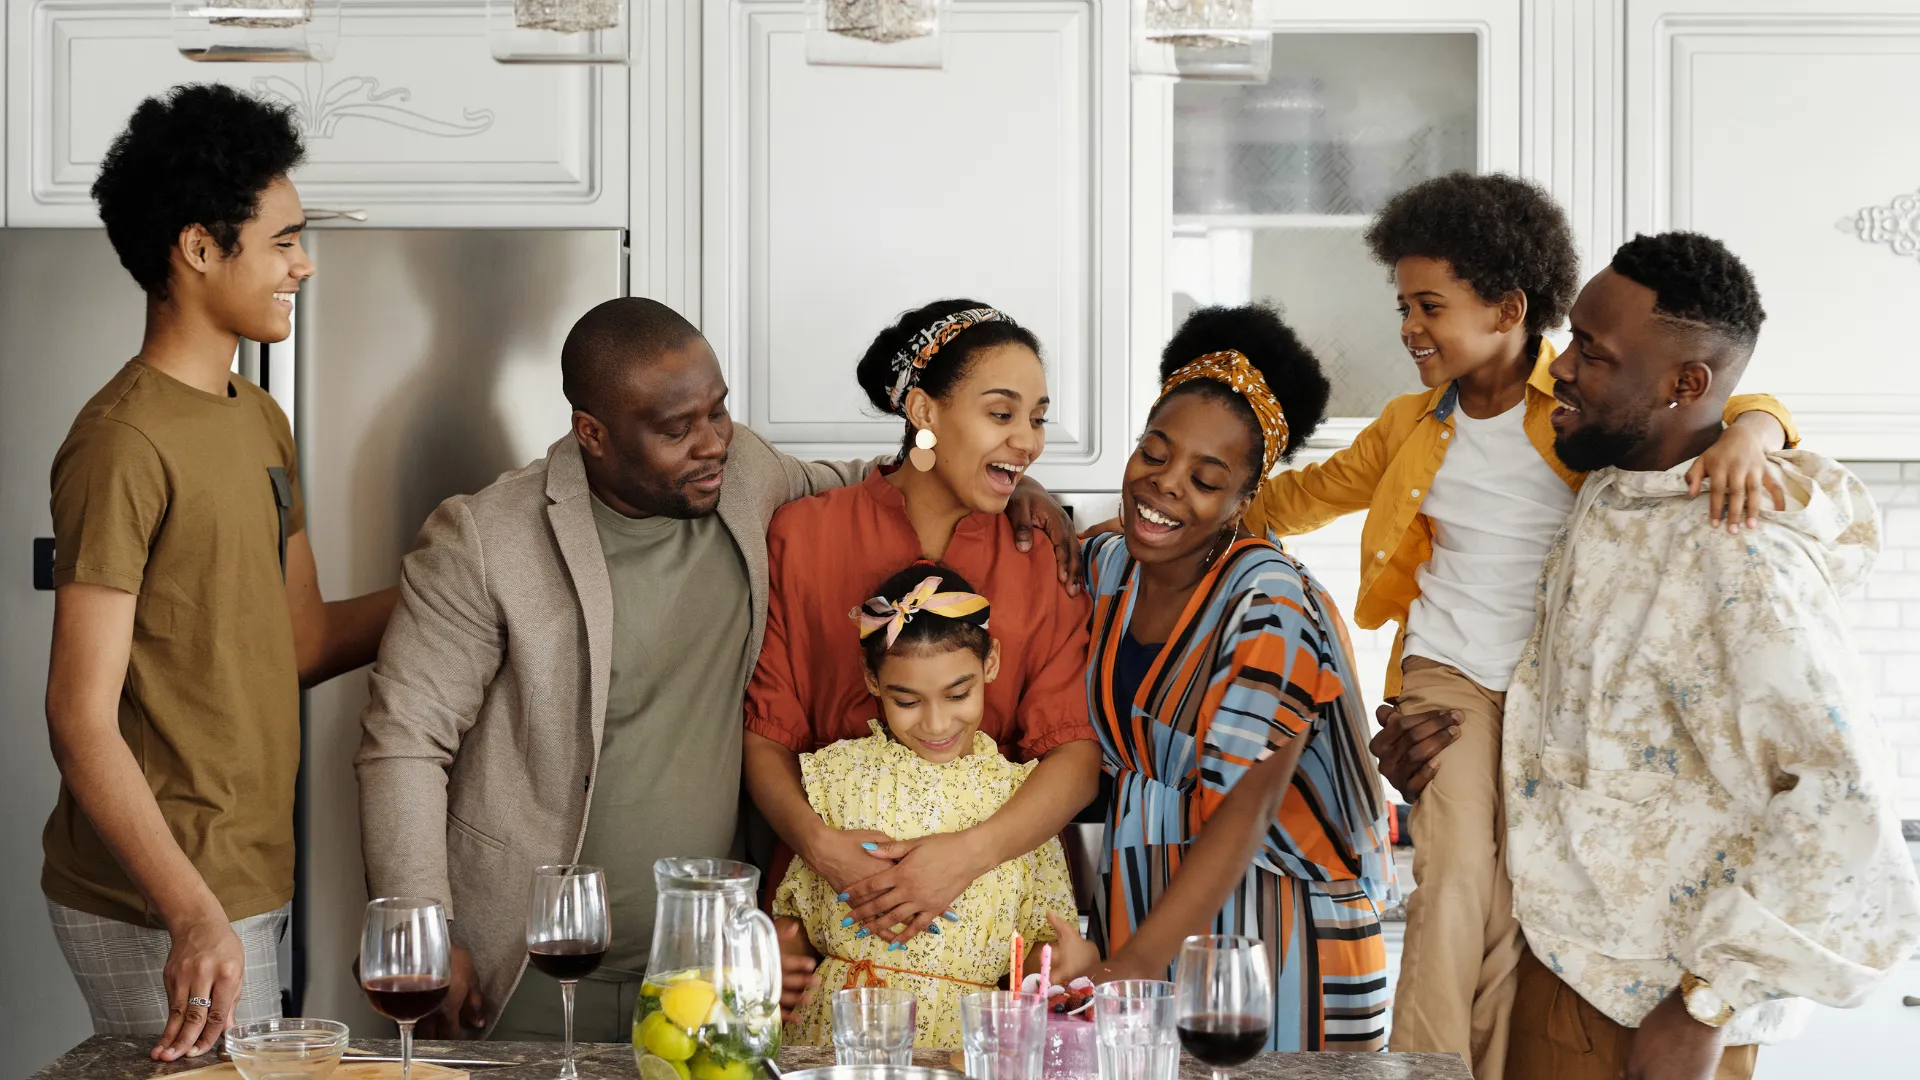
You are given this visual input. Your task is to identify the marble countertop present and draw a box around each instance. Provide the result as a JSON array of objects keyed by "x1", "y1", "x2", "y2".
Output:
[{"x1": 32, "y1": 1037, "x2": 1469, "y2": 1080}]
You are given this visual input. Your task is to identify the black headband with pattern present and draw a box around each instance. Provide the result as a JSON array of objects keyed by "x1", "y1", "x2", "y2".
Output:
[{"x1": 887, "y1": 307, "x2": 1013, "y2": 412}]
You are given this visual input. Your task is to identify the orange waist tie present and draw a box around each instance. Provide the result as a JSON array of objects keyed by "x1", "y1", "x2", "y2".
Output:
[{"x1": 833, "y1": 956, "x2": 998, "y2": 992}]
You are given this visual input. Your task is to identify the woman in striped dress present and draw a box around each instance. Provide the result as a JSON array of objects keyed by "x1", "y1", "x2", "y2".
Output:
[{"x1": 1083, "y1": 304, "x2": 1395, "y2": 1050}]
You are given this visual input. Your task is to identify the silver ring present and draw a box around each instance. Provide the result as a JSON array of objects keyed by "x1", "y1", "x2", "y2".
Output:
[{"x1": 187, "y1": 996, "x2": 212, "y2": 1009}]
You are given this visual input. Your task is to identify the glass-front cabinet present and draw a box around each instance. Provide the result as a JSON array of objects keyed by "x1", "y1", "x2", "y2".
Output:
[{"x1": 1130, "y1": 2, "x2": 1523, "y2": 451}]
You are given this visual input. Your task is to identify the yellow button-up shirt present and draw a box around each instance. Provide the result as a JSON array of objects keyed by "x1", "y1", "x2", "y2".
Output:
[{"x1": 1243, "y1": 339, "x2": 1799, "y2": 697}]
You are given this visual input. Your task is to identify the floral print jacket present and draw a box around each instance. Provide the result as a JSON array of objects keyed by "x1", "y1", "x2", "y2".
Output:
[{"x1": 1504, "y1": 450, "x2": 1920, "y2": 1044}]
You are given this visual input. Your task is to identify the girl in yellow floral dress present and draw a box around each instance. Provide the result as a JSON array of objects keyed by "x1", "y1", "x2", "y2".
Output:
[{"x1": 772, "y1": 561, "x2": 1081, "y2": 1049}]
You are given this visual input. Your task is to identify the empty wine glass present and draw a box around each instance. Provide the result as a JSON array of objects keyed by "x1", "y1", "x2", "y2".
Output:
[
  {"x1": 527, "y1": 866, "x2": 611, "y2": 1080},
  {"x1": 1173, "y1": 936, "x2": 1271, "y2": 1080},
  {"x1": 360, "y1": 898, "x2": 452, "y2": 1080}
]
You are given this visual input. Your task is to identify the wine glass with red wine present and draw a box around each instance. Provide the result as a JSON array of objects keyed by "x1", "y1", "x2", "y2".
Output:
[
  {"x1": 1174, "y1": 936, "x2": 1272, "y2": 1080},
  {"x1": 360, "y1": 897, "x2": 452, "y2": 1080},
  {"x1": 528, "y1": 865, "x2": 611, "y2": 1080}
]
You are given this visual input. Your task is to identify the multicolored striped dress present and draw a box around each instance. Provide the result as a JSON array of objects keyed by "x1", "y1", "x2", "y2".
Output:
[{"x1": 1083, "y1": 532, "x2": 1396, "y2": 1051}]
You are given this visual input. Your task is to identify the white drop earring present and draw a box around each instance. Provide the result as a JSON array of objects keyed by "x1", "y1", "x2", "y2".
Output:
[
  {"x1": 909, "y1": 427, "x2": 938, "y2": 472},
  {"x1": 1668, "y1": 401, "x2": 1680, "y2": 409}
]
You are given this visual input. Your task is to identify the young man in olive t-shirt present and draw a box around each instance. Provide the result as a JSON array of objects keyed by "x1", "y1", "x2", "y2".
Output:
[{"x1": 44, "y1": 85, "x2": 398, "y2": 1063}]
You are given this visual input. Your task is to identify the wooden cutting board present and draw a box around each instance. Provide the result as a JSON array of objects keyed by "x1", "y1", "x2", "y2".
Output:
[{"x1": 179, "y1": 1060, "x2": 467, "y2": 1080}]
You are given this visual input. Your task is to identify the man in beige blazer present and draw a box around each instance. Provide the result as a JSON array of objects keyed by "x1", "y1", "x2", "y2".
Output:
[{"x1": 356, "y1": 298, "x2": 1073, "y2": 1041}]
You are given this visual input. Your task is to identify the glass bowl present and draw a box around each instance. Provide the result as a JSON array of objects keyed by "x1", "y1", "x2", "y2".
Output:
[{"x1": 224, "y1": 1018, "x2": 349, "y2": 1080}]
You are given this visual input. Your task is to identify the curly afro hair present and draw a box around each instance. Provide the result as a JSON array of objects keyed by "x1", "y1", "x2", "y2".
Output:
[
  {"x1": 92, "y1": 84, "x2": 305, "y2": 299},
  {"x1": 1364, "y1": 172, "x2": 1580, "y2": 336},
  {"x1": 854, "y1": 298, "x2": 1044, "y2": 459},
  {"x1": 1609, "y1": 232, "x2": 1766, "y2": 350},
  {"x1": 1155, "y1": 303, "x2": 1331, "y2": 489}
]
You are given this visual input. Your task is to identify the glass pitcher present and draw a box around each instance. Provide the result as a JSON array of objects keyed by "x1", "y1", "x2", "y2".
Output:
[{"x1": 633, "y1": 858, "x2": 782, "y2": 1080}]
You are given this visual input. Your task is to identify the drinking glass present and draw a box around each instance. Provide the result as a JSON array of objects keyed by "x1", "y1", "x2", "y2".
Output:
[
  {"x1": 1093, "y1": 981, "x2": 1178, "y2": 1080},
  {"x1": 831, "y1": 987, "x2": 917, "y2": 1065},
  {"x1": 360, "y1": 898, "x2": 452, "y2": 1080},
  {"x1": 1173, "y1": 936, "x2": 1271, "y2": 1080},
  {"x1": 961, "y1": 991, "x2": 1046, "y2": 1080},
  {"x1": 527, "y1": 865, "x2": 611, "y2": 1080}
]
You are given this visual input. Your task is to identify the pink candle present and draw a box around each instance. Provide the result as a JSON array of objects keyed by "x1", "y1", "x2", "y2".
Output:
[{"x1": 1040, "y1": 943, "x2": 1052, "y2": 998}]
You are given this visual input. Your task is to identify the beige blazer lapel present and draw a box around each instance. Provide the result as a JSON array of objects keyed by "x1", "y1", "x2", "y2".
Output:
[{"x1": 543, "y1": 437, "x2": 613, "y2": 763}]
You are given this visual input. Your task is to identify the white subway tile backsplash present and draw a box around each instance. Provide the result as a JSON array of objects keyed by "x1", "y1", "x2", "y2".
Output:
[
  {"x1": 1850, "y1": 601, "x2": 1903, "y2": 629},
  {"x1": 1848, "y1": 464, "x2": 1920, "y2": 811},
  {"x1": 1853, "y1": 462, "x2": 1905, "y2": 483}
]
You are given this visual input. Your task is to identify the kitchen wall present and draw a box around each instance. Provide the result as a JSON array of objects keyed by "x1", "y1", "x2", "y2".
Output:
[{"x1": 1844, "y1": 463, "x2": 1920, "y2": 821}]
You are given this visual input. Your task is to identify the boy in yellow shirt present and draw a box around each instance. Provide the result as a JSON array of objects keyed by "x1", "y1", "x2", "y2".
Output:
[{"x1": 1240, "y1": 174, "x2": 1793, "y2": 1077}]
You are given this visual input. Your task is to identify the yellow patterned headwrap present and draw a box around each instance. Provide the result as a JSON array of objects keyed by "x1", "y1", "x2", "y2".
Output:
[{"x1": 1158, "y1": 349, "x2": 1290, "y2": 477}]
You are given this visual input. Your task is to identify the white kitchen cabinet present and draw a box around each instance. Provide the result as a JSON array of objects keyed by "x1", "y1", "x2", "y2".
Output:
[
  {"x1": 6, "y1": 0, "x2": 627, "y2": 228},
  {"x1": 700, "y1": 0, "x2": 1132, "y2": 490},
  {"x1": 1129, "y1": 1, "x2": 1525, "y2": 461},
  {"x1": 1624, "y1": 0, "x2": 1920, "y2": 459}
]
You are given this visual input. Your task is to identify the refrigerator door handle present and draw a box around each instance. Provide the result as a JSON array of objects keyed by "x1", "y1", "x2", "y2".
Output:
[{"x1": 305, "y1": 208, "x2": 369, "y2": 222}]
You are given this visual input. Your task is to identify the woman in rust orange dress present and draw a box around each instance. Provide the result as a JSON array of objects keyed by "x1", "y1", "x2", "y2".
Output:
[{"x1": 743, "y1": 300, "x2": 1100, "y2": 959}]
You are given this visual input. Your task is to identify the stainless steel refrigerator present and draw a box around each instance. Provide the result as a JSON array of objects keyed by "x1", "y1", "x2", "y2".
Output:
[{"x1": 0, "y1": 227, "x2": 626, "y2": 1070}]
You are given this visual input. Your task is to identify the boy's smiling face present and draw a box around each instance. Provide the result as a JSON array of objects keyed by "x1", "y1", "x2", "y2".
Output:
[{"x1": 1393, "y1": 255, "x2": 1529, "y2": 390}]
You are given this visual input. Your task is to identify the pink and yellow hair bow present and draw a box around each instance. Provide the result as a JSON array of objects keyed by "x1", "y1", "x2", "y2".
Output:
[{"x1": 849, "y1": 575, "x2": 991, "y2": 649}]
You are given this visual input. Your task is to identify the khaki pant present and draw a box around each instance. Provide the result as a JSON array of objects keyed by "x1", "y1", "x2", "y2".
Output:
[
  {"x1": 1506, "y1": 950, "x2": 1757, "y2": 1079},
  {"x1": 1387, "y1": 657, "x2": 1524, "y2": 1080}
]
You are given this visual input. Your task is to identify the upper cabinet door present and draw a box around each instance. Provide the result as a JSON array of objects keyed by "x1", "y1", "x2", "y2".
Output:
[
  {"x1": 6, "y1": 0, "x2": 627, "y2": 228},
  {"x1": 702, "y1": 0, "x2": 1130, "y2": 490},
  {"x1": 1625, "y1": 0, "x2": 1920, "y2": 460},
  {"x1": 1131, "y1": 1, "x2": 1523, "y2": 455}
]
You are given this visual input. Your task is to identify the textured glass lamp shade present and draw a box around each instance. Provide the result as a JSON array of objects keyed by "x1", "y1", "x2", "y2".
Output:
[
  {"x1": 488, "y1": 0, "x2": 630, "y2": 64},
  {"x1": 1132, "y1": 0, "x2": 1271, "y2": 82},
  {"x1": 173, "y1": 0, "x2": 339, "y2": 62},
  {"x1": 805, "y1": 0, "x2": 945, "y2": 69}
]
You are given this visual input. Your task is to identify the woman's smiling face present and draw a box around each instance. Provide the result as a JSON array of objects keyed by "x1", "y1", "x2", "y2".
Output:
[
  {"x1": 1121, "y1": 388, "x2": 1259, "y2": 567},
  {"x1": 902, "y1": 343, "x2": 1049, "y2": 514}
]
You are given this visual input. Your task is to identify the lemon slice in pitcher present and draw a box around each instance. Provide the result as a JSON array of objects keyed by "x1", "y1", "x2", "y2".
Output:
[
  {"x1": 640, "y1": 1054, "x2": 693, "y2": 1080},
  {"x1": 661, "y1": 978, "x2": 719, "y2": 1030}
]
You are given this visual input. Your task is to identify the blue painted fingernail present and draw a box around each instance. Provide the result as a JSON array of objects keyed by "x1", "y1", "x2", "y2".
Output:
[
  {"x1": 861, "y1": 842, "x2": 878, "y2": 851},
  {"x1": 855, "y1": 928, "x2": 869, "y2": 939},
  {"x1": 837, "y1": 892, "x2": 849, "y2": 902},
  {"x1": 929, "y1": 923, "x2": 943, "y2": 935},
  {"x1": 841, "y1": 916, "x2": 854, "y2": 927},
  {"x1": 942, "y1": 910, "x2": 961, "y2": 922}
]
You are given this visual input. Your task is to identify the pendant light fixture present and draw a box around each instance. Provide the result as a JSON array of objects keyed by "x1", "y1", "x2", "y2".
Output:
[
  {"x1": 173, "y1": 0, "x2": 339, "y2": 62},
  {"x1": 489, "y1": 0, "x2": 631, "y2": 64},
  {"x1": 1132, "y1": 0, "x2": 1271, "y2": 82},
  {"x1": 805, "y1": 0, "x2": 945, "y2": 69}
]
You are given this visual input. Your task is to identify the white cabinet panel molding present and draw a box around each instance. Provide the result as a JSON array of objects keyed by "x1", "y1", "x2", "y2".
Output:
[
  {"x1": 1522, "y1": 0, "x2": 1625, "y2": 283},
  {"x1": 702, "y1": 0, "x2": 1131, "y2": 488},
  {"x1": 630, "y1": 0, "x2": 702, "y2": 315},
  {"x1": 1626, "y1": 0, "x2": 1920, "y2": 459},
  {"x1": 8, "y1": 0, "x2": 627, "y2": 227}
]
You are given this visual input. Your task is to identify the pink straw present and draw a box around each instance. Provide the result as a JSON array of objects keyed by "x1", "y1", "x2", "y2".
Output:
[
  {"x1": 1039, "y1": 943, "x2": 1052, "y2": 998},
  {"x1": 1011, "y1": 933, "x2": 1023, "y2": 988}
]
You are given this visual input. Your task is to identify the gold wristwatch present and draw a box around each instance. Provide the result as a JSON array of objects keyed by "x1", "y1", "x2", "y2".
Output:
[{"x1": 1678, "y1": 971, "x2": 1735, "y2": 1028}]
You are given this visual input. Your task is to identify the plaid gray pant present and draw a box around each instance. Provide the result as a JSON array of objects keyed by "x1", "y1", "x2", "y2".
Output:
[{"x1": 48, "y1": 898, "x2": 290, "y2": 1035}]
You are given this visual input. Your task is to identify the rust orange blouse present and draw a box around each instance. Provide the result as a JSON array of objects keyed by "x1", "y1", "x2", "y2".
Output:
[{"x1": 745, "y1": 469, "x2": 1095, "y2": 760}]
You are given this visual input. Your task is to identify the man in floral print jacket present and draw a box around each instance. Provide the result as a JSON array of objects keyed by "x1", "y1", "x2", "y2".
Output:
[{"x1": 1377, "y1": 232, "x2": 1920, "y2": 1080}]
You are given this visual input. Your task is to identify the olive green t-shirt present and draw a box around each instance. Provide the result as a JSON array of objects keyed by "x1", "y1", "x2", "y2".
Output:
[
  {"x1": 575, "y1": 494, "x2": 753, "y2": 979},
  {"x1": 42, "y1": 360, "x2": 305, "y2": 927}
]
